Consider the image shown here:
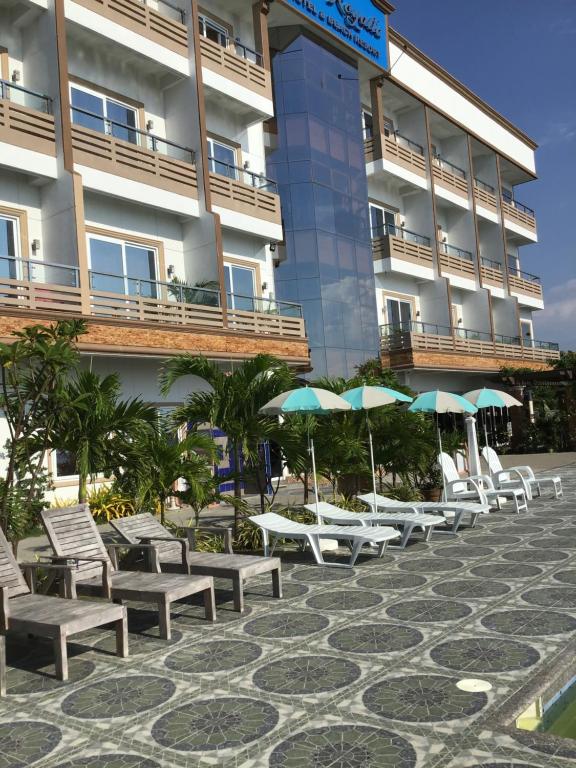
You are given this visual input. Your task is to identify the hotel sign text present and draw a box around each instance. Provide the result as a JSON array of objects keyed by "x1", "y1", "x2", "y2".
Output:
[{"x1": 283, "y1": 0, "x2": 389, "y2": 67}]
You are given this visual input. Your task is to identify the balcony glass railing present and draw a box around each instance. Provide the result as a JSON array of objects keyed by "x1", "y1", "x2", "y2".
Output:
[
  {"x1": 381, "y1": 322, "x2": 558, "y2": 351},
  {"x1": 439, "y1": 243, "x2": 474, "y2": 261},
  {"x1": 71, "y1": 107, "x2": 195, "y2": 164},
  {"x1": 151, "y1": 0, "x2": 185, "y2": 24},
  {"x1": 508, "y1": 266, "x2": 541, "y2": 284},
  {"x1": 372, "y1": 223, "x2": 431, "y2": 247},
  {"x1": 0, "y1": 80, "x2": 52, "y2": 113},
  {"x1": 502, "y1": 192, "x2": 535, "y2": 217},
  {"x1": 0, "y1": 255, "x2": 79, "y2": 286},
  {"x1": 480, "y1": 256, "x2": 503, "y2": 272},
  {"x1": 386, "y1": 129, "x2": 424, "y2": 156},
  {"x1": 433, "y1": 154, "x2": 467, "y2": 179},
  {"x1": 208, "y1": 156, "x2": 278, "y2": 193},
  {"x1": 474, "y1": 177, "x2": 496, "y2": 195},
  {"x1": 198, "y1": 20, "x2": 263, "y2": 67}
]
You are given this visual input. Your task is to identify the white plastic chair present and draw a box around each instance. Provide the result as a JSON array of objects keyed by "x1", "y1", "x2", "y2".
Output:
[
  {"x1": 356, "y1": 493, "x2": 490, "y2": 533},
  {"x1": 438, "y1": 452, "x2": 528, "y2": 514},
  {"x1": 482, "y1": 446, "x2": 562, "y2": 499}
]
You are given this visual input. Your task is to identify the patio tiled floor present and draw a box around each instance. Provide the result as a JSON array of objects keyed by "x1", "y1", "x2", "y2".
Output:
[{"x1": 2, "y1": 468, "x2": 576, "y2": 767}]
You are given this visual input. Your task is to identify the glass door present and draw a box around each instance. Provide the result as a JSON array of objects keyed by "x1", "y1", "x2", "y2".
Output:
[
  {"x1": 386, "y1": 296, "x2": 412, "y2": 331},
  {"x1": 521, "y1": 320, "x2": 533, "y2": 347},
  {"x1": 0, "y1": 216, "x2": 18, "y2": 279},
  {"x1": 225, "y1": 263, "x2": 256, "y2": 311},
  {"x1": 369, "y1": 204, "x2": 396, "y2": 239},
  {"x1": 207, "y1": 137, "x2": 237, "y2": 180},
  {"x1": 198, "y1": 14, "x2": 229, "y2": 47},
  {"x1": 88, "y1": 236, "x2": 157, "y2": 297},
  {"x1": 70, "y1": 85, "x2": 138, "y2": 145}
]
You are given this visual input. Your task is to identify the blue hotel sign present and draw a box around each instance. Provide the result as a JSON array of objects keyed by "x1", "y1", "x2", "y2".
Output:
[{"x1": 282, "y1": 0, "x2": 389, "y2": 68}]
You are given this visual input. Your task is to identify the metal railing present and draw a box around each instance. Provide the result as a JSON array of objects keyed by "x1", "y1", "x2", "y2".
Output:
[
  {"x1": 372, "y1": 222, "x2": 431, "y2": 247},
  {"x1": 149, "y1": 0, "x2": 185, "y2": 24},
  {"x1": 480, "y1": 256, "x2": 503, "y2": 272},
  {"x1": 0, "y1": 255, "x2": 79, "y2": 286},
  {"x1": 433, "y1": 154, "x2": 467, "y2": 179},
  {"x1": 388, "y1": 130, "x2": 424, "y2": 156},
  {"x1": 208, "y1": 156, "x2": 278, "y2": 192},
  {"x1": 439, "y1": 242, "x2": 474, "y2": 261},
  {"x1": 198, "y1": 22, "x2": 263, "y2": 66},
  {"x1": 474, "y1": 177, "x2": 496, "y2": 195},
  {"x1": 502, "y1": 192, "x2": 535, "y2": 217},
  {"x1": 71, "y1": 106, "x2": 195, "y2": 163},
  {"x1": 227, "y1": 293, "x2": 302, "y2": 317},
  {"x1": 508, "y1": 266, "x2": 541, "y2": 283},
  {"x1": 0, "y1": 79, "x2": 52, "y2": 113}
]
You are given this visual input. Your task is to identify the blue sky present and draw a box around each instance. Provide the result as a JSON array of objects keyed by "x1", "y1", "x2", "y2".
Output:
[{"x1": 390, "y1": 0, "x2": 576, "y2": 350}]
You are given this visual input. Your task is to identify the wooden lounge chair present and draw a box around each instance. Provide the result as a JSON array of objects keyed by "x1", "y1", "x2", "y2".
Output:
[
  {"x1": 110, "y1": 512, "x2": 282, "y2": 613},
  {"x1": 41, "y1": 505, "x2": 216, "y2": 640},
  {"x1": 0, "y1": 525, "x2": 128, "y2": 696}
]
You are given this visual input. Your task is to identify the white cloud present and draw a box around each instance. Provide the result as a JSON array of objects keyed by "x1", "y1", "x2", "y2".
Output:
[
  {"x1": 538, "y1": 122, "x2": 576, "y2": 147},
  {"x1": 536, "y1": 279, "x2": 576, "y2": 349}
]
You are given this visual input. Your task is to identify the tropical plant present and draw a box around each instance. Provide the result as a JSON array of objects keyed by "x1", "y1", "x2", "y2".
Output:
[
  {"x1": 87, "y1": 486, "x2": 136, "y2": 523},
  {"x1": 234, "y1": 505, "x2": 315, "y2": 552},
  {"x1": 0, "y1": 320, "x2": 86, "y2": 546},
  {"x1": 51, "y1": 370, "x2": 157, "y2": 503},
  {"x1": 167, "y1": 277, "x2": 220, "y2": 307},
  {"x1": 160, "y1": 354, "x2": 297, "y2": 526}
]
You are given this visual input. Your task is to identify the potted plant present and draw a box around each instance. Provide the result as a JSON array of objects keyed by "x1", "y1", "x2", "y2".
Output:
[{"x1": 417, "y1": 463, "x2": 443, "y2": 502}]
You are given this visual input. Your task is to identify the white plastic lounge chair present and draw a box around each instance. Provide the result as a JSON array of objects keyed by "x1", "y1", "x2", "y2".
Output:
[
  {"x1": 306, "y1": 501, "x2": 446, "y2": 549},
  {"x1": 357, "y1": 493, "x2": 490, "y2": 533},
  {"x1": 482, "y1": 446, "x2": 562, "y2": 499},
  {"x1": 438, "y1": 452, "x2": 528, "y2": 514},
  {"x1": 249, "y1": 512, "x2": 401, "y2": 568}
]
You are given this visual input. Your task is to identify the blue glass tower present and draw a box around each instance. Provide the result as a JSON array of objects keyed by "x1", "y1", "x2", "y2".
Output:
[{"x1": 268, "y1": 32, "x2": 380, "y2": 378}]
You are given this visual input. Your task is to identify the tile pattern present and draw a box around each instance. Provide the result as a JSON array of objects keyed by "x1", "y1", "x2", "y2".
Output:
[{"x1": 1, "y1": 466, "x2": 576, "y2": 767}]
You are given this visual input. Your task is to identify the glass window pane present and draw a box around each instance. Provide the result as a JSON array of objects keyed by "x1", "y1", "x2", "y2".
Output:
[
  {"x1": 224, "y1": 265, "x2": 232, "y2": 295},
  {"x1": 386, "y1": 298, "x2": 400, "y2": 326},
  {"x1": 89, "y1": 238, "x2": 124, "y2": 294},
  {"x1": 399, "y1": 301, "x2": 412, "y2": 327},
  {"x1": 0, "y1": 218, "x2": 17, "y2": 278},
  {"x1": 208, "y1": 140, "x2": 237, "y2": 179},
  {"x1": 125, "y1": 245, "x2": 157, "y2": 298},
  {"x1": 107, "y1": 99, "x2": 138, "y2": 144},
  {"x1": 71, "y1": 87, "x2": 105, "y2": 133},
  {"x1": 56, "y1": 450, "x2": 77, "y2": 478},
  {"x1": 369, "y1": 206, "x2": 383, "y2": 235},
  {"x1": 227, "y1": 264, "x2": 255, "y2": 311}
]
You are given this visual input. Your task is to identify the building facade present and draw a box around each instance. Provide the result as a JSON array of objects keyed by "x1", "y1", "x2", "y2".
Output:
[{"x1": 0, "y1": 0, "x2": 559, "y2": 490}]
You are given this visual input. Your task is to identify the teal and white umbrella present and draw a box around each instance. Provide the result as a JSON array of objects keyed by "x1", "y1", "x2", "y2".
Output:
[
  {"x1": 260, "y1": 387, "x2": 351, "y2": 510},
  {"x1": 341, "y1": 385, "x2": 413, "y2": 502},
  {"x1": 409, "y1": 391, "x2": 478, "y2": 498},
  {"x1": 464, "y1": 387, "x2": 523, "y2": 455}
]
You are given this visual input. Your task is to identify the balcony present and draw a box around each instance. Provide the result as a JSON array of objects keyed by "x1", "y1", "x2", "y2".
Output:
[
  {"x1": 432, "y1": 155, "x2": 469, "y2": 202},
  {"x1": 0, "y1": 256, "x2": 308, "y2": 360},
  {"x1": 473, "y1": 177, "x2": 498, "y2": 213},
  {"x1": 480, "y1": 257, "x2": 505, "y2": 289},
  {"x1": 199, "y1": 36, "x2": 272, "y2": 115},
  {"x1": 69, "y1": 0, "x2": 188, "y2": 59},
  {"x1": 372, "y1": 225, "x2": 433, "y2": 275},
  {"x1": 502, "y1": 196, "x2": 537, "y2": 237},
  {"x1": 208, "y1": 159, "x2": 281, "y2": 238},
  {"x1": 438, "y1": 243, "x2": 476, "y2": 282},
  {"x1": 0, "y1": 81, "x2": 57, "y2": 178},
  {"x1": 508, "y1": 267, "x2": 543, "y2": 306},
  {"x1": 71, "y1": 107, "x2": 198, "y2": 213},
  {"x1": 364, "y1": 132, "x2": 427, "y2": 184},
  {"x1": 380, "y1": 321, "x2": 560, "y2": 373}
]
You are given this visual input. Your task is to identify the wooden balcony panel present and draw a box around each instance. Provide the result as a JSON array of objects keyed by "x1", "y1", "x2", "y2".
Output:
[
  {"x1": 433, "y1": 165, "x2": 469, "y2": 197},
  {"x1": 373, "y1": 234, "x2": 433, "y2": 268},
  {"x1": 439, "y1": 252, "x2": 476, "y2": 280},
  {"x1": 90, "y1": 290, "x2": 225, "y2": 329},
  {"x1": 364, "y1": 137, "x2": 375, "y2": 163},
  {"x1": 226, "y1": 308, "x2": 305, "y2": 339},
  {"x1": 200, "y1": 37, "x2": 271, "y2": 97},
  {"x1": 508, "y1": 274, "x2": 543, "y2": 299},
  {"x1": 71, "y1": 126, "x2": 198, "y2": 197},
  {"x1": 209, "y1": 172, "x2": 281, "y2": 225},
  {"x1": 480, "y1": 265, "x2": 504, "y2": 288},
  {"x1": 0, "y1": 100, "x2": 56, "y2": 156},
  {"x1": 383, "y1": 135, "x2": 427, "y2": 177},
  {"x1": 72, "y1": 0, "x2": 188, "y2": 56},
  {"x1": 473, "y1": 184, "x2": 497, "y2": 211},
  {"x1": 502, "y1": 200, "x2": 537, "y2": 232},
  {"x1": 0, "y1": 278, "x2": 83, "y2": 313}
]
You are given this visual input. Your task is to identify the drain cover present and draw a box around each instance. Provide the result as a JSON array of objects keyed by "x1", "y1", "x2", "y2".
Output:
[{"x1": 456, "y1": 678, "x2": 493, "y2": 693}]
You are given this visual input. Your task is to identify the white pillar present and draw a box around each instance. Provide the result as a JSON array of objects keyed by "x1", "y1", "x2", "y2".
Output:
[{"x1": 466, "y1": 415, "x2": 481, "y2": 477}]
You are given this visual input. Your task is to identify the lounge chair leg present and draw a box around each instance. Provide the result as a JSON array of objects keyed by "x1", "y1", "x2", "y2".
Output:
[
  {"x1": 400, "y1": 524, "x2": 414, "y2": 549},
  {"x1": 0, "y1": 635, "x2": 6, "y2": 696},
  {"x1": 348, "y1": 540, "x2": 363, "y2": 567},
  {"x1": 261, "y1": 530, "x2": 270, "y2": 557},
  {"x1": 308, "y1": 535, "x2": 325, "y2": 565},
  {"x1": 424, "y1": 526, "x2": 434, "y2": 542},
  {"x1": 272, "y1": 568, "x2": 282, "y2": 599},
  {"x1": 232, "y1": 575, "x2": 244, "y2": 613},
  {"x1": 54, "y1": 632, "x2": 68, "y2": 681},
  {"x1": 204, "y1": 587, "x2": 217, "y2": 622},
  {"x1": 376, "y1": 540, "x2": 388, "y2": 558},
  {"x1": 470, "y1": 512, "x2": 480, "y2": 529},
  {"x1": 158, "y1": 600, "x2": 171, "y2": 640},
  {"x1": 115, "y1": 612, "x2": 129, "y2": 658}
]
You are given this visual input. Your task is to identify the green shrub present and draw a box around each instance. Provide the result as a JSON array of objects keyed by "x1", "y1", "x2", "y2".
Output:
[
  {"x1": 381, "y1": 483, "x2": 423, "y2": 502},
  {"x1": 87, "y1": 486, "x2": 135, "y2": 523}
]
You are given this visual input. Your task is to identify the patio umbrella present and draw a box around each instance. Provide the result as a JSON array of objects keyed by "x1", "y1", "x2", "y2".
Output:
[
  {"x1": 409, "y1": 391, "x2": 478, "y2": 499},
  {"x1": 464, "y1": 388, "x2": 522, "y2": 452},
  {"x1": 259, "y1": 387, "x2": 351, "y2": 511},
  {"x1": 341, "y1": 385, "x2": 413, "y2": 503}
]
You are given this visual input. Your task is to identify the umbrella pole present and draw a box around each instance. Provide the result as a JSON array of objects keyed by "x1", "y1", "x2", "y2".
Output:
[
  {"x1": 437, "y1": 415, "x2": 445, "y2": 502},
  {"x1": 367, "y1": 416, "x2": 377, "y2": 504},
  {"x1": 310, "y1": 436, "x2": 320, "y2": 516}
]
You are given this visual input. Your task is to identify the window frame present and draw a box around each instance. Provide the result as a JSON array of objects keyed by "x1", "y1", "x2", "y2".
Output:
[
  {"x1": 206, "y1": 136, "x2": 239, "y2": 180},
  {"x1": 0, "y1": 209, "x2": 25, "y2": 280},
  {"x1": 384, "y1": 294, "x2": 414, "y2": 329},
  {"x1": 86, "y1": 232, "x2": 160, "y2": 298},
  {"x1": 369, "y1": 202, "x2": 397, "y2": 238},
  {"x1": 198, "y1": 12, "x2": 231, "y2": 48},
  {"x1": 69, "y1": 82, "x2": 141, "y2": 143},
  {"x1": 224, "y1": 259, "x2": 259, "y2": 311}
]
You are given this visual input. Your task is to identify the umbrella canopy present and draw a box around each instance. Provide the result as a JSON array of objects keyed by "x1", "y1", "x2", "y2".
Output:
[
  {"x1": 260, "y1": 387, "x2": 352, "y2": 416},
  {"x1": 464, "y1": 388, "x2": 522, "y2": 409},
  {"x1": 409, "y1": 390, "x2": 477, "y2": 415},
  {"x1": 341, "y1": 385, "x2": 413, "y2": 410}
]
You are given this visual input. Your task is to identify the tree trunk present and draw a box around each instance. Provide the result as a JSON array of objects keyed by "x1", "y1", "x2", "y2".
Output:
[
  {"x1": 159, "y1": 498, "x2": 166, "y2": 526},
  {"x1": 78, "y1": 473, "x2": 88, "y2": 505},
  {"x1": 303, "y1": 471, "x2": 309, "y2": 505},
  {"x1": 232, "y1": 444, "x2": 242, "y2": 534}
]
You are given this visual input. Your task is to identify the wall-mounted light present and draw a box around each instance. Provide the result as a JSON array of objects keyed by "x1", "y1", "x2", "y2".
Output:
[
  {"x1": 243, "y1": 160, "x2": 250, "y2": 170},
  {"x1": 31, "y1": 238, "x2": 40, "y2": 254},
  {"x1": 269, "y1": 242, "x2": 276, "y2": 253},
  {"x1": 416, "y1": 311, "x2": 421, "y2": 318},
  {"x1": 400, "y1": 220, "x2": 406, "y2": 227},
  {"x1": 167, "y1": 264, "x2": 175, "y2": 277},
  {"x1": 261, "y1": 282, "x2": 268, "y2": 291},
  {"x1": 458, "y1": 318, "x2": 463, "y2": 324},
  {"x1": 146, "y1": 119, "x2": 154, "y2": 132}
]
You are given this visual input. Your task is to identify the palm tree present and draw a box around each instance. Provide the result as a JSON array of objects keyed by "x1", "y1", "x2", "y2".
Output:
[
  {"x1": 52, "y1": 370, "x2": 157, "y2": 503},
  {"x1": 160, "y1": 354, "x2": 296, "y2": 524}
]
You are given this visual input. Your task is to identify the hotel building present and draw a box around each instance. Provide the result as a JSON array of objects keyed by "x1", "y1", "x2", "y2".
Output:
[{"x1": 0, "y1": 0, "x2": 558, "y2": 485}]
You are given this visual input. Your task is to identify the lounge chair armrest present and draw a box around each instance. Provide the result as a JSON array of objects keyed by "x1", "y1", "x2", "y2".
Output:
[
  {"x1": 510, "y1": 465, "x2": 536, "y2": 480},
  {"x1": 20, "y1": 561, "x2": 76, "y2": 595},
  {"x1": 468, "y1": 474, "x2": 495, "y2": 489},
  {"x1": 106, "y1": 542, "x2": 161, "y2": 573},
  {"x1": 50, "y1": 555, "x2": 113, "y2": 599},
  {"x1": 0, "y1": 585, "x2": 8, "y2": 631},
  {"x1": 137, "y1": 536, "x2": 188, "y2": 568},
  {"x1": 186, "y1": 526, "x2": 234, "y2": 554}
]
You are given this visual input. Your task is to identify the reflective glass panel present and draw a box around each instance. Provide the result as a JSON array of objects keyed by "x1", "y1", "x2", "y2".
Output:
[
  {"x1": 0, "y1": 217, "x2": 17, "y2": 278},
  {"x1": 71, "y1": 87, "x2": 105, "y2": 133},
  {"x1": 208, "y1": 139, "x2": 237, "y2": 179},
  {"x1": 89, "y1": 238, "x2": 124, "y2": 294},
  {"x1": 125, "y1": 245, "x2": 157, "y2": 298},
  {"x1": 107, "y1": 99, "x2": 138, "y2": 144}
]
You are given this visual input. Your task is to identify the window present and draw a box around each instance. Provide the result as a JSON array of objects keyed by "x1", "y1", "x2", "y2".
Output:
[
  {"x1": 198, "y1": 14, "x2": 229, "y2": 47},
  {"x1": 502, "y1": 187, "x2": 513, "y2": 203},
  {"x1": 207, "y1": 137, "x2": 237, "y2": 179},
  {"x1": 88, "y1": 235, "x2": 158, "y2": 297},
  {"x1": 369, "y1": 204, "x2": 396, "y2": 238},
  {"x1": 70, "y1": 85, "x2": 138, "y2": 145},
  {"x1": 507, "y1": 253, "x2": 519, "y2": 275},
  {"x1": 0, "y1": 215, "x2": 18, "y2": 279},
  {"x1": 224, "y1": 262, "x2": 256, "y2": 311},
  {"x1": 384, "y1": 117, "x2": 394, "y2": 137},
  {"x1": 55, "y1": 450, "x2": 77, "y2": 479},
  {"x1": 362, "y1": 111, "x2": 373, "y2": 140},
  {"x1": 385, "y1": 296, "x2": 412, "y2": 330},
  {"x1": 521, "y1": 320, "x2": 533, "y2": 346}
]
